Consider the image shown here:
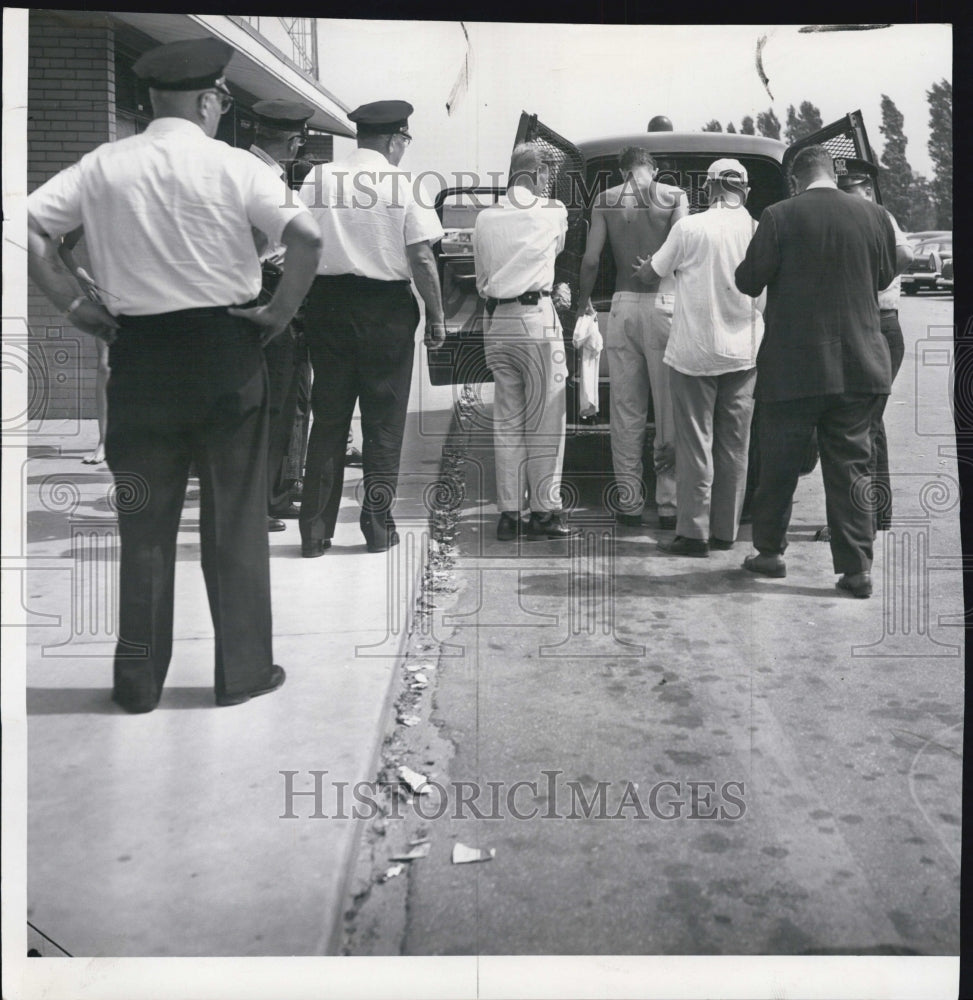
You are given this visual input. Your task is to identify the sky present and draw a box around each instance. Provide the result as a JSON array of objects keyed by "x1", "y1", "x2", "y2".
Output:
[{"x1": 316, "y1": 21, "x2": 951, "y2": 185}]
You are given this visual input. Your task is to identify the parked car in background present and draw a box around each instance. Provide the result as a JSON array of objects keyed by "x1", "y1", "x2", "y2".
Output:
[
  {"x1": 901, "y1": 236, "x2": 952, "y2": 294},
  {"x1": 937, "y1": 256, "x2": 953, "y2": 292},
  {"x1": 906, "y1": 229, "x2": 951, "y2": 247}
]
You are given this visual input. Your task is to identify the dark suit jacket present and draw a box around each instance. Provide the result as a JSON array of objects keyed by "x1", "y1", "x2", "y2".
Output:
[{"x1": 735, "y1": 186, "x2": 896, "y2": 402}]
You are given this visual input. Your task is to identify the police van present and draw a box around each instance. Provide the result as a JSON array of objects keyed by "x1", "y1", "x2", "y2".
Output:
[{"x1": 428, "y1": 111, "x2": 880, "y2": 451}]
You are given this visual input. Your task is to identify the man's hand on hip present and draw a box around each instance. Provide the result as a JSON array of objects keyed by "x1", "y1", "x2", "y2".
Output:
[{"x1": 424, "y1": 321, "x2": 447, "y2": 348}]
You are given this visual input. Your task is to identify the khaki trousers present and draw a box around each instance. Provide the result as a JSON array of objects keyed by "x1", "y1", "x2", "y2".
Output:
[
  {"x1": 670, "y1": 366, "x2": 756, "y2": 542},
  {"x1": 605, "y1": 291, "x2": 677, "y2": 516},
  {"x1": 485, "y1": 298, "x2": 568, "y2": 513}
]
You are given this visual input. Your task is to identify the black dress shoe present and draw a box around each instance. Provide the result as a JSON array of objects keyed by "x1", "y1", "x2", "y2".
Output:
[
  {"x1": 216, "y1": 665, "x2": 286, "y2": 707},
  {"x1": 111, "y1": 690, "x2": 159, "y2": 714},
  {"x1": 837, "y1": 572, "x2": 872, "y2": 598},
  {"x1": 268, "y1": 516, "x2": 286, "y2": 532},
  {"x1": 708, "y1": 536, "x2": 735, "y2": 550},
  {"x1": 301, "y1": 539, "x2": 331, "y2": 558},
  {"x1": 525, "y1": 511, "x2": 581, "y2": 540},
  {"x1": 743, "y1": 553, "x2": 786, "y2": 578},
  {"x1": 615, "y1": 512, "x2": 645, "y2": 528},
  {"x1": 497, "y1": 511, "x2": 523, "y2": 540},
  {"x1": 657, "y1": 515, "x2": 677, "y2": 531},
  {"x1": 344, "y1": 447, "x2": 363, "y2": 468},
  {"x1": 658, "y1": 535, "x2": 709, "y2": 557},
  {"x1": 366, "y1": 530, "x2": 400, "y2": 553},
  {"x1": 270, "y1": 502, "x2": 300, "y2": 519}
]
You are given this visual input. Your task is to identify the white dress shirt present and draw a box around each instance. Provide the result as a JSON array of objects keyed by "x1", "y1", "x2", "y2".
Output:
[
  {"x1": 473, "y1": 195, "x2": 568, "y2": 299},
  {"x1": 299, "y1": 147, "x2": 444, "y2": 281},
  {"x1": 27, "y1": 118, "x2": 310, "y2": 316},
  {"x1": 879, "y1": 209, "x2": 908, "y2": 309},
  {"x1": 651, "y1": 204, "x2": 765, "y2": 376}
]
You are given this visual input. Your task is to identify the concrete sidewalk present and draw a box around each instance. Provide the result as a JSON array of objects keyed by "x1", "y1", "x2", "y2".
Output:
[{"x1": 22, "y1": 345, "x2": 457, "y2": 957}]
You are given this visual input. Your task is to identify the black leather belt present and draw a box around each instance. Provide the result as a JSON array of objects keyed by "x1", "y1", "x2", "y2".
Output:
[
  {"x1": 485, "y1": 289, "x2": 551, "y2": 316},
  {"x1": 117, "y1": 300, "x2": 259, "y2": 325},
  {"x1": 880, "y1": 308, "x2": 898, "y2": 316}
]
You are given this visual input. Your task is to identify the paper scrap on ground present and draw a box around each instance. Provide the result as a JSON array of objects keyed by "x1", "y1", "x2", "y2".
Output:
[
  {"x1": 381, "y1": 864, "x2": 404, "y2": 882},
  {"x1": 407, "y1": 661, "x2": 436, "y2": 673},
  {"x1": 398, "y1": 714, "x2": 421, "y2": 727},
  {"x1": 390, "y1": 842, "x2": 432, "y2": 862},
  {"x1": 397, "y1": 765, "x2": 431, "y2": 795},
  {"x1": 452, "y1": 843, "x2": 496, "y2": 864}
]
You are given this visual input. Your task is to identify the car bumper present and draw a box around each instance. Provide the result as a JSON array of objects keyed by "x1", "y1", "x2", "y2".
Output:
[{"x1": 901, "y1": 273, "x2": 940, "y2": 290}]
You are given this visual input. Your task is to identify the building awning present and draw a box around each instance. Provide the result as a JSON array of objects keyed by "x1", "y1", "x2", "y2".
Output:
[{"x1": 108, "y1": 12, "x2": 354, "y2": 137}]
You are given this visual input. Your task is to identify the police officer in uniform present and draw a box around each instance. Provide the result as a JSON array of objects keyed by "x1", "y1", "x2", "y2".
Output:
[
  {"x1": 26, "y1": 39, "x2": 322, "y2": 711},
  {"x1": 248, "y1": 99, "x2": 315, "y2": 532},
  {"x1": 298, "y1": 100, "x2": 447, "y2": 556},
  {"x1": 836, "y1": 156, "x2": 912, "y2": 532}
]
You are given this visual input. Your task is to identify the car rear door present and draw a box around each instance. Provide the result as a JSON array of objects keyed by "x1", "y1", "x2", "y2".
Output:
[
  {"x1": 425, "y1": 186, "x2": 504, "y2": 386},
  {"x1": 781, "y1": 109, "x2": 883, "y2": 203}
]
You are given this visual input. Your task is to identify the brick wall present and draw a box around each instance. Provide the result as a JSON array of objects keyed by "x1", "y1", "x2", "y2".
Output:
[{"x1": 28, "y1": 9, "x2": 115, "y2": 420}]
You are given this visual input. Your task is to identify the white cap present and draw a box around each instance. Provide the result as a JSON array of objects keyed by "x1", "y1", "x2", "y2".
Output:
[{"x1": 707, "y1": 158, "x2": 748, "y2": 183}]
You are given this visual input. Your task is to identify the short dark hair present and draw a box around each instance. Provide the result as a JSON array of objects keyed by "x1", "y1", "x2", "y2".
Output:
[
  {"x1": 619, "y1": 146, "x2": 655, "y2": 174},
  {"x1": 790, "y1": 145, "x2": 835, "y2": 182}
]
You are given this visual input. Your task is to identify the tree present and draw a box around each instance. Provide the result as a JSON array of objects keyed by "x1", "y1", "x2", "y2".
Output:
[
  {"x1": 927, "y1": 79, "x2": 952, "y2": 228},
  {"x1": 702, "y1": 120, "x2": 723, "y2": 132},
  {"x1": 903, "y1": 174, "x2": 937, "y2": 231},
  {"x1": 784, "y1": 101, "x2": 824, "y2": 143},
  {"x1": 756, "y1": 108, "x2": 780, "y2": 139},
  {"x1": 876, "y1": 94, "x2": 913, "y2": 230},
  {"x1": 726, "y1": 122, "x2": 737, "y2": 133},
  {"x1": 740, "y1": 116, "x2": 755, "y2": 135}
]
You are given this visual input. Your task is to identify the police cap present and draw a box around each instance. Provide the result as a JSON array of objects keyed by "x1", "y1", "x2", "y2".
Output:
[
  {"x1": 834, "y1": 155, "x2": 878, "y2": 188},
  {"x1": 348, "y1": 100, "x2": 414, "y2": 135},
  {"x1": 252, "y1": 100, "x2": 315, "y2": 130},
  {"x1": 133, "y1": 38, "x2": 234, "y2": 92}
]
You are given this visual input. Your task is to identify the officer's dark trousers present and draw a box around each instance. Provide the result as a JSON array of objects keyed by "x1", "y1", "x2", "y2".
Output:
[
  {"x1": 752, "y1": 392, "x2": 886, "y2": 576},
  {"x1": 105, "y1": 311, "x2": 274, "y2": 707},
  {"x1": 300, "y1": 275, "x2": 419, "y2": 546},
  {"x1": 869, "y1": 309, "x2": 905, "y2": 529},
  {"x1": 263, "y1": 327, "x2": 301, "y2": 511}
]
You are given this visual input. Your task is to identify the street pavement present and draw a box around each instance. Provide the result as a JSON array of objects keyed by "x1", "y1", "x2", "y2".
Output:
[{"x1": 342, "y1": 293, "x2": 963, "y2": 962}]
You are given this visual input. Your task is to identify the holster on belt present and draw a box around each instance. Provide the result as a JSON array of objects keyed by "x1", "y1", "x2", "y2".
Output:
[{"x1": 485, "y1": 289, "x2": 550, "y2": 317}]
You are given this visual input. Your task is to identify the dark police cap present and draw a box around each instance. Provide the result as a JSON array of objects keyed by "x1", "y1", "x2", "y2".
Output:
[
  {"x1": 348, "y1": 100, "x2": 414, "y2": 135},
  {"x1": 252, "y1": 100, "x2": 315, "y2": 130},
  {"x1": 834, "y1": 155, "x2": 878, "y2": 187},
  {"x1": 133, "y1": 38, "x2": 234, "y2": 91}
]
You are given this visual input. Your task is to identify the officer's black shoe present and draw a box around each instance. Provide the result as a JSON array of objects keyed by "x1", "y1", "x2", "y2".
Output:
[
  {"x1": 216, "y1": 665, "x2": 286, "y2": 707},
  {"x1": 615, "y1": 512, "x2": 645, "y2": 528},
  {"x1": 366, "y1": 530, "x2": 400, "y2": 553},
  {"x1": 270, "y1": 502, "x2": 300, "y2": 519},
  {"x1": 708, "y1": 536, "x2": 735, "y2": 550},
  {"x1": 658, "y1": 535, "x2": 709, "y2": 557},
  {"x1": 497, "y1": 511, "x2": 523, "y2": 541},
  {"x1": 345, "y1": 447, "x2": 363, "y2": 468},
  {"x1": 301, "y1": 539, "x2": 331, "y2": 558},
  {"x1": 836, "y1": 572, "x2": 872, "y2": 599},
  {"x1": 361, "y1": 512, "x2": 399, "y2": 552},
  {"x1": 111, "y1": 689, "x2": 160, "y2": 714},
  {"x1": 524, "y1": 511, "x2": 581, "y2": 540},
  {"x1": 268, "y1": 516, "x2": 286, "y2": 532}
]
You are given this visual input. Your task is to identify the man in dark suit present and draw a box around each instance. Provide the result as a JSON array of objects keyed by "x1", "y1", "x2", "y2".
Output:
[{"x1": 734, "y1": 144, "x2": 896, "y2": 598}]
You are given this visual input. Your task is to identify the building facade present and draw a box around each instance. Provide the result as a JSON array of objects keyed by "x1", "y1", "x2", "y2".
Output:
[{"x1": 27, "y1": 9, "x2": 352, "y2": 419}]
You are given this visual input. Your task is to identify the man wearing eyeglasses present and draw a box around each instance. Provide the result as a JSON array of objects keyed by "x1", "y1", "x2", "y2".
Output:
[
  {"x1": 247, "y1": 100, "x2": 315, "y2": 534},
  {"x1": 26, "y1": 39, "x2": 323, "y2": 712},
  {"x1": 298, "y1": 99, "x2": 447, "y2": 556}
]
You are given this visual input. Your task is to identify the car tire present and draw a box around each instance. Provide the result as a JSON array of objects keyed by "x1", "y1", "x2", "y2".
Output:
[{"x1": 903, "y1": 286, "x2": 919, "y2": 296}]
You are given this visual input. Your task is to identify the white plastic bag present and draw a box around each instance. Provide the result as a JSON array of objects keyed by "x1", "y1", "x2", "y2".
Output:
[{"x1": 572, "y1": 313, "x2": 603, "y2": 418}]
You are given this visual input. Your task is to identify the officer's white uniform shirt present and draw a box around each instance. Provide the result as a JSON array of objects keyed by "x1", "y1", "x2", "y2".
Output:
[
  {"x1": 248, "y1": 143, "x2": 300, "y2": 261},
  {"x1": 299, "y1": 147, "x2": 444, "y2": 281},
  {"x1": 473, "y1": 194, "x2": 568, "y2": 300},
  {"x1": 879, "y1": 209, "x2": 908, "y2": 310},
  {"x1": 27, "y1": 117, "x2": 310, "y2": 316}
]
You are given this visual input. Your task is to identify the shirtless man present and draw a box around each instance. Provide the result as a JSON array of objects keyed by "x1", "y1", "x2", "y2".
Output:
[{"x1": 578, "y1": 146, "x2": 688, "y2": 527}]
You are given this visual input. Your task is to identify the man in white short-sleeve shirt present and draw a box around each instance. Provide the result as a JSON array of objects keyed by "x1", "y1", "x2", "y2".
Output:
[
  {"x1": 26, "y1": 38, "x2": 322, "y2": 712},
  {"x1": 634, "y1": 158, "x2": 764, "y2": 555},
  {"x1": 297, "y1": 99, "x2": 446, "y2": 556}
]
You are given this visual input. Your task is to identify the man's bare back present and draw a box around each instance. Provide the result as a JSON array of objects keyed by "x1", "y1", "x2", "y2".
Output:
[{"x1": 595, "y1": 179, "x2": 687, "y2": 293}]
